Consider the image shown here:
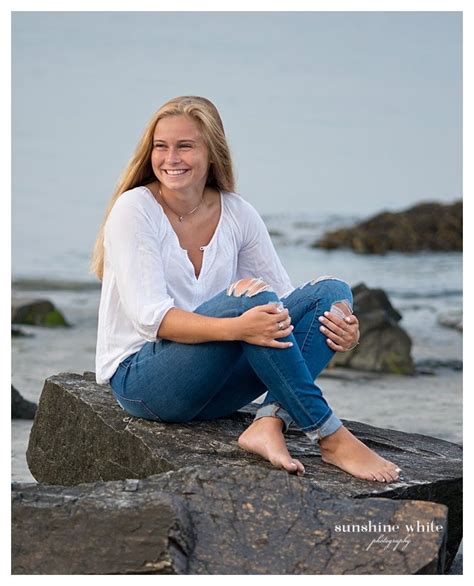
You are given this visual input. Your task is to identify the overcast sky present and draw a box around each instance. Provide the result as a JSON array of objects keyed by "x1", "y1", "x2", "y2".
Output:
[{"x1": 12, "y1": 11, "x2": 462, "y2": 226}]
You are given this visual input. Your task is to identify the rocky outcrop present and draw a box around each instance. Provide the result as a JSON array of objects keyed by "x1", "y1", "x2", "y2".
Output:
[
  {"x1": 314, "y1": 201, "x2": 462, "y2": 254},
  {"x1": 12, "y1": 466, "x2": 448, "y2": 574},
  {"x1": 12, "y1": 478, "x2": 193, "y2": 574},
  {"x1": 11, "y1": 298, "x2": 69, "y2": 327},
  {"x1": 12, "y1": 385, "x2": 37, "y2": 419},
  {"x1": 25, "y1": 372, "x2": 462, "y2": 572},
  {"x1": 331, "y1": 283, "x2": 415, "y2": 374}
]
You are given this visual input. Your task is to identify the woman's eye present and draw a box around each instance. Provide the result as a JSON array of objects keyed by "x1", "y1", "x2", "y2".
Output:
[
  {"x1": 154, "y1": 144, "x2": 166, "y2": 149},
  {"x1": 180, "y1": 144, "x2": 192, "y2": 149}
]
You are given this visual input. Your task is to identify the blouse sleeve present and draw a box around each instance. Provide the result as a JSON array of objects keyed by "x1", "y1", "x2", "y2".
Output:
[
  {"x1": 104, "y1": 198, "x2": 175, "y2": 340},
  {"x1": 236, "y1": 202, "x2": 295, "y2": 298}
]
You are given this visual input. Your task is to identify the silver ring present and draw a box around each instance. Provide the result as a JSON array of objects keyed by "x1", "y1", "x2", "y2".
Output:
[{"x1": 278, "y1": 321, "x2": 284, "y2": 331}]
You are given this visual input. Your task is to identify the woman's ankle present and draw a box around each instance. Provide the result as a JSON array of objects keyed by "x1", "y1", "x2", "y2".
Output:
[
  {"x1": 252, "y1": 415, "x2": 284, "y2": 431},
  {"x1": 318, "y1": 424, "x2": 347, "y2": 451}
]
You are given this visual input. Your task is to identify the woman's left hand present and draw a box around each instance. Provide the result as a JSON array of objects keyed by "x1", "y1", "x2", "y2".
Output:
[{"x1": 318, "y1": 311, "x2": 360, "y2": 352}]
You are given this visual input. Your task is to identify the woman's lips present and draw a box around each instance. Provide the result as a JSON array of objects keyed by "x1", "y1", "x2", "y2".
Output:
[{"x1": 163, "y1": 169, "x2": 189, "y2": 176}]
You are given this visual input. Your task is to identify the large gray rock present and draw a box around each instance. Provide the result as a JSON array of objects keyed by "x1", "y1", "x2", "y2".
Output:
[
  {"x1": 331, "y1": 283, "x2": 415, "y2": 374},
  {"x1": 12, "y1": 478, "x2": 193, "y2": 574},
  {"x1": 12, "y1": 466, "x2": 448, "y2": 574},
  {"x1": 25, "y1": 372, "x2": 462, "y2": 571}
]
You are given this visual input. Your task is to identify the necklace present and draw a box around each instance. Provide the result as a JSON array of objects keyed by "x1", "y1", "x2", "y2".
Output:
[{"x1": 159, "y1": 185, "x2": 204, "y2": 222}]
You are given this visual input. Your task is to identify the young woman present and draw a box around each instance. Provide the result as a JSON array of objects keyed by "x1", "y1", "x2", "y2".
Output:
[{"x1": 91, "y1": 96, "x2": 401, "y2": 483}]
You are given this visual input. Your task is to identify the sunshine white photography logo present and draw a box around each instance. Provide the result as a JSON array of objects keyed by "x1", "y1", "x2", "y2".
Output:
[{"x1": 334, "y1": 520, "x2": 444, "y2": 551}]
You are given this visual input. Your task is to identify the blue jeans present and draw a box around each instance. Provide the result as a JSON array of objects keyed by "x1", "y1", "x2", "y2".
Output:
[{"x1": 109, "y1": 277, "x2": 353, "y2": 441}]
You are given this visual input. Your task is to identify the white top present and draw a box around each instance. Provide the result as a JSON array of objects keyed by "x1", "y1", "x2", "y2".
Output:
[{"x1": 95, "y1": 186, "x2": 295, "y2": 384}]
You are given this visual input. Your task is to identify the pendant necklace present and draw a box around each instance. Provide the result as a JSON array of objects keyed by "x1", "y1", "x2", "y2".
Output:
[{"x1": 159, "y1": 185, "x2": 204, "y2": 222}]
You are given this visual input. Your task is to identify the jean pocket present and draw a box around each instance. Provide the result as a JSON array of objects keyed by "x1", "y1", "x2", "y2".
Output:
[{"x1": 112, "y1": 392, "x2": 163, "y2": 422}]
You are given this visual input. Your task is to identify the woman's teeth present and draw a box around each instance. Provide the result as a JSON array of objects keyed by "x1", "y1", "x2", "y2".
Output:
[{"x1": 164, "y1": 170, "x2": 188, "y2": 175}]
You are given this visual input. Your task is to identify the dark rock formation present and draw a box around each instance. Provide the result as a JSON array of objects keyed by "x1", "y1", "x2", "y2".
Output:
[
  {"x1": 11, "y1": 298, "x2": 69, "y2": 327},
  {"x1": 12, "y1": 466, "x2": 448, "y2": 574},
  {"x1": 12, "y1": 385, "x2": 37, "y2": 419},
  {"x1": 25, "y1": 372, "x2": 462, "y2": 571},
  {"x1": 331, "y1": 283, "x2": 415, "y2": 374},
  {"x1": 314, "y1": 201, "x2": 462, "y2": 253},
  {"x1": 12, "y1": 478, "x2": 193, "y2": 574}
]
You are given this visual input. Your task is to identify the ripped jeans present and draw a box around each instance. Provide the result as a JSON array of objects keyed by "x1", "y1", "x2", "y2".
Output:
[{"x1": 109, "y1": 277, "x2": 353, "y2": 441}]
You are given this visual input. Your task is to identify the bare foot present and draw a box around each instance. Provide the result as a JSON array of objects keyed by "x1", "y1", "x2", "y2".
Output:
[
  {"x1": 319, "y1": 425, "x2": 401, "y2": 483},
  {"x1": 238, "y1": 416, "x2": 305, "y2": 476}
]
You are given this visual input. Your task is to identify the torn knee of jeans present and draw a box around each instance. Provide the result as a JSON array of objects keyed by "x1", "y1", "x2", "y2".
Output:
[
  {"x1": 299, "y1": 275, "x2": 344, "y2": 289},
  {"x1": 227, "y1": 277, "x2": 273, "y2": 297},
  {"x1": 330, "y1": 299, "x2": 353, "y2": 318}
]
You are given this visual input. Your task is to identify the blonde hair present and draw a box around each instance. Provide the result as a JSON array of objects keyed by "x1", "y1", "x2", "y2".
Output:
[{"x1": 90, "y1": 96, "x2": 236, "y2": 280}]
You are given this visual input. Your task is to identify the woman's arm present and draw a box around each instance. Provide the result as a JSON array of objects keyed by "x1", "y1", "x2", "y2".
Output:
[
  {"x1": 158, "y1": 304, "x2": 294, "y2": 349},
  {"x1": 157, "y1": 307, "x2": 237, "y2": 343}
]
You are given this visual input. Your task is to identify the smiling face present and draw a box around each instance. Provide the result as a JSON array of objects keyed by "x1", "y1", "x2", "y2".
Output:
[{"x1": 151, "y1": 114, "x2": 211, "y2": 194}]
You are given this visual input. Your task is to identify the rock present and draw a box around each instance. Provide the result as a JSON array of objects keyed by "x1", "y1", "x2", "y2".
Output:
[
  {"x1": 314, "y1": 201, "x2": 462, "y2": 253},
  {"x1": 12, "y1": 466, "x2": 448, "y2": 574},
  {"x1": 331, "y1": 283, "x2": 415, "y2": 374},
  {"x1": 26, "y1": 372, "x2": 462, "y2": 570},
  {"x1": 437, "y1": 311, "x2": 462, "y2": 332},
  {"x1": 12, "y1": 479, "x2": 193, "y2": 574},
  {"x1": 11, "y1": 298, "x2": 69, "y2": 327},
  {"x1": 12, "y1": 385, "x2": 37, "y2": 419}
]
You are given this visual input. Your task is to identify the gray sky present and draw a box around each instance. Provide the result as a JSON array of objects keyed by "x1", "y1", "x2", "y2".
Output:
[{"x1": 12, "y1": 11, "x2": 461, "y2": 226}]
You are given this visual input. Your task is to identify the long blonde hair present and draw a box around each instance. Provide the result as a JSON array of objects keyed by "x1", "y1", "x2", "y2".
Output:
[{"x1": 90, "y1": 96, "x2": 236, "y2": 280}]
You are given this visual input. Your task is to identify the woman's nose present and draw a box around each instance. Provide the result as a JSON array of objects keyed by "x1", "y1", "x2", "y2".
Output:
[{"x1": 165, "y1": 147, "x2": 181, "y2": 163}]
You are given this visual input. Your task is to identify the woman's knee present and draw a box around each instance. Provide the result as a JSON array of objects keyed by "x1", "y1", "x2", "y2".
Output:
[
  {"x1": 320, "y1": 279, "x2": 353, "y2": 313},
  {"x1": 301, "y1": 277, "x2": 353, "y2": 312},
  {"x1": 196, "y1": 277, "x2": 279, "y2": 318},
  {"x1": 227, "y1": 276, "x2": 274, "y2": 298}
]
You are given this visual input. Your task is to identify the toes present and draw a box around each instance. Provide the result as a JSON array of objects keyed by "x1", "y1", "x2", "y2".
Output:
[
  {"x1": 384, "y1": 462, "x2": 401, "y2": 482},
  {"x1": 380, "y1": 470, "x2": 394, "y2": 483},
  {"x1": 283, "y1": 459, "x2": 305, "y2": 476},
  {"x1": 284, "y1": 461, "x2": 298, "y2": 473},
  {"x1": 385, "y1": 469, "x2": 399, "y2": 483},
  {"x1": 295, "y1": 461, "x2": 305, "y2": 476},
  {"x1": 393, "y1": 466, "x2": 402, "y2": 480},
  {"x1": 372, "y1": 472, "x2": 386, "y2": 483}
]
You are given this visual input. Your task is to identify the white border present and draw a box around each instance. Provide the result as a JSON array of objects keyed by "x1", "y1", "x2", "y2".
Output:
[{"x1": 4, "y1": 1, "x2": 468, "y2": 582}]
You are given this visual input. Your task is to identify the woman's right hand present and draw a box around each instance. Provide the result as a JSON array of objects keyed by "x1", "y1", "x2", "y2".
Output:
[{"x1": 235, "y1": 304, "x2": 294, "y2": 348}]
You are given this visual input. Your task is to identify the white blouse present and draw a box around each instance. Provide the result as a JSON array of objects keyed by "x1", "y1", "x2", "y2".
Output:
[{"x1": 95, "y1": 186, "x2": 295, "y2": 384}]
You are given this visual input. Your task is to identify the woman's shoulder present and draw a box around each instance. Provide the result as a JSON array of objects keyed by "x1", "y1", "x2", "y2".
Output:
[
  {"x1": 107, "y1": 186, "x2": 163, "y2": 230},
  {"x1": 112, "y1": 185, "x2": 154, "y2": 211},
  {"x1": 109, "y1": 186, "x2": 162, "y2": 220},
  {"x1": 222, "y1": 191, "x2": 260, "y2": 217}
]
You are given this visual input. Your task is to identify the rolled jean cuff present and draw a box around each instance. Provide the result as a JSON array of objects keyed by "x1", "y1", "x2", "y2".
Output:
[
  {"x1": 303, "y1": 412, "x2": 343, "y2": 442},
  {"x1": 254, "y1": 403, "x2": 293, "y2": 433}
]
